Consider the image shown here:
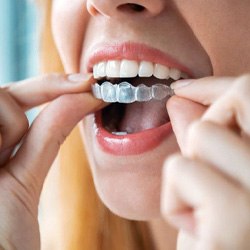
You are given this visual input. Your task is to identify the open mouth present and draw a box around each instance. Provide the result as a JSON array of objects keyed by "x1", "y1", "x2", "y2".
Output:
[{"x1": 93, "y1": 59, "x2": 187, "y2": 135}]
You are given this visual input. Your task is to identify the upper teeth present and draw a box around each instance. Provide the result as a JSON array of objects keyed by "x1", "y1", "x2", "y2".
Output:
[{"x1": 93, "y1": 60, "x2": 188, "y2": 80}]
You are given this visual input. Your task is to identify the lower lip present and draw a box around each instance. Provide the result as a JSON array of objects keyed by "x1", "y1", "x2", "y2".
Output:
[{"x1": 94, "y1": 111, "x2": 173, "y2": 156}]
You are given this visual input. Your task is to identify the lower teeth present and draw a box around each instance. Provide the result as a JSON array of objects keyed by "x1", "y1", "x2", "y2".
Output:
[{"x1": 112, "y1": 131, "x2": 128, "y2": 136}]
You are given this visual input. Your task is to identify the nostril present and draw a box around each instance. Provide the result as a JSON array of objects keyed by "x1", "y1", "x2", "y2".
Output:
[{"x1": 117, "y1": 3, "x2": 146, "y2": 13}]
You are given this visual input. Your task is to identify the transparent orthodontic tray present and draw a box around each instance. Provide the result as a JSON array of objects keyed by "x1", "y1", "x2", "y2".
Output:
[{"x1": 92, "y1": 81, "x2": 174, "y2": 103}]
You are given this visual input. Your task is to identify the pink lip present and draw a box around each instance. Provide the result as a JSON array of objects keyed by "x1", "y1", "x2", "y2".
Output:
[
  {"x1": 87, "y1": 41, "x2": 193, "y2": 76},
  {"x1": 94, "y1": 111, "x2": 173, "y2": 155},
  {"x1": 88, "y1": 41, "x2": 187, "y2": 156}
]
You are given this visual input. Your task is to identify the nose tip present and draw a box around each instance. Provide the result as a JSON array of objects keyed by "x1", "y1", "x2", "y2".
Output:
[{"x1": 87, "y1": 0, "x2": 165, "y2": 18}]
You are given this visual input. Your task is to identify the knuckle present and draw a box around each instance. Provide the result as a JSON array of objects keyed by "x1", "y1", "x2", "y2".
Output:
[
  {"x1": 163, "y1": 155, "x2": 186, "y2": 194},
  {"x1": 40, "y1": 73, "x2": 63, "y2": 88},
  {"x1": 186, "y1": 120, "x2": 208, "y2": 157},
  {"x1": 231, "y1": 74, "x2": 250, "y2": 99},
  {"x1": 13, "y1": 113, "x2": 29, "y2": 139},
  {"x1": 40, "y1": 73, "x2": 61, "y2": 83},
  {"x1": 160, "y1": 200, "x2": 171, "y2": 219},
  {"x1": 165, "y1": 154, "x2": 185, "y2": 177},
  {"x1": 161, "y1": 159, "x2": 185, "y2": 220},
  {"x1": 56, "y1": 130, "x2": 68, "y2": 147},
  {"x1": 0, "y1": 90, "x2": 29, "y2": 143},
  {"x1": 43, "y1": 89, "x2": 56, "y2": 101},
  {"x1": 37, "y1": 73, "x2": 63, "y2": 98},
  {"x1": 19, "y1": 113, "x2": 29, "y2": 132},
  {"x1": 6, "y1": 117, "x2": 29, "y2": 149}
]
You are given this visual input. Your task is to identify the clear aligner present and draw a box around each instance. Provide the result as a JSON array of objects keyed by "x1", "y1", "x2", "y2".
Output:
[{"x1": 92, "y1": 81, "x2": 174, "y2": 103}]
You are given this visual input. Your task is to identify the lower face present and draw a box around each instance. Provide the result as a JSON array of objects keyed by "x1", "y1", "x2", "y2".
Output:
[
  {"x1": 52, "y1": 0, "x2": 250, "y2": 220},
  {"x1": 81, "y1": 112, "x2": 178, "y2": 219},
  {"x1": 81, "y1": 51, "x2": 202, "y2": 219}
]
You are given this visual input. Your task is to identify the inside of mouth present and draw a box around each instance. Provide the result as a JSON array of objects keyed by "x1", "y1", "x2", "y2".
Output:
[
  {"x1": 100, "y1": 76, "x2": 174, "y2": 134},
  {"x1": 96, "y1": 75, "x2": 173, "y2": 86}
]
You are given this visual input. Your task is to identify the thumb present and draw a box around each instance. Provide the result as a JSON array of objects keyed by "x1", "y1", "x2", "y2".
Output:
[
  {"x1": 6, "y1": 93, "x2": 104, "y2": 196},
  {"x1": 167, "y1": 96, "x2": 206, "y2": 154}
]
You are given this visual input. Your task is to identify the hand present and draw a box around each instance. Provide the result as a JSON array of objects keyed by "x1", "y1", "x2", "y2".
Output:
[
  {"x1": 161, "y1": 75, "x2": 250, "y2": 250},
  {"x1": 0, "y1": 74, "x2": 103, "y2": 250}
]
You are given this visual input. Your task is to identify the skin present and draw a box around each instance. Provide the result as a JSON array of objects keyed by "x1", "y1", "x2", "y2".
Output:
[
  {"x1": 52, "y1": 0, "x2": 212, "y2": 222},
  {"x1": 0, "y1": 74, "x2": 104, "y2": 249},
  {"x1": 0, "y1": 0, "x2": 250, "y2": 249}
]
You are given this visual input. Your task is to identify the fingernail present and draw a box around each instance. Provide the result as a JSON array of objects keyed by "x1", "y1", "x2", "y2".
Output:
[
  {"x1": 67, "y1": 73, "x2": 92, "y2": 83},
  {"x1": 170, "y1": 79, "x2": 194, "y2": 90}
]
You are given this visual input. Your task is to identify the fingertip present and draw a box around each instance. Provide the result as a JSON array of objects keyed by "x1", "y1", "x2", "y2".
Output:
[
  {"x1": 170, "y1": 79, "x2": 194, "y2": 90},
  {"x1": 186, "y1": 120, "x2": 215, "y2": 158},
  {"x1": 166, "y1": 95, "x2": 182, "y2": 111}
]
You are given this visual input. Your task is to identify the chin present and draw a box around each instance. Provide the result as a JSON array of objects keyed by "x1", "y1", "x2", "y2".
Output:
[
  {"x1": 80, "y1": 113, "x2": 179, "y2": 221},
  {"x1": 93, "y1": 168, "x2": 162, "y2": 220}
]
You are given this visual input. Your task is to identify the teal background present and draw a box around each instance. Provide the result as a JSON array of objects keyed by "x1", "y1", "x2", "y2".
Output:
[{"x1": 0, "y1": 0, "x2": 39, "y2": 120}]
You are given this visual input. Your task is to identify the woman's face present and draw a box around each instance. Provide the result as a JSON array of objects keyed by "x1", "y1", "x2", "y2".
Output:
[{"x1": 52, "y1": 0, "x2": 250, "y2": 220}]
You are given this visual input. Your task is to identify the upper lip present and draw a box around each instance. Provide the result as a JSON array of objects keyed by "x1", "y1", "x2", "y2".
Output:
[{"x1": 86, "y1": 41, "x2": 194, "y2": 77}]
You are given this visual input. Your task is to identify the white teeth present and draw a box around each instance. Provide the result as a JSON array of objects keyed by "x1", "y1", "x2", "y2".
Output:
[
  {"x1": 112, "y1": 131, "x2": 128, "y2": 136},
  {"x1": 154, "y1": 64, "x2": 170, "y2": 79},
  {"x1": 97, "y1": 61, "x2": 106, "y2": 77},
  {"x1": 138, "y1": 61, "x2": 154, "y2": 77},
  {"x1": 106, "y1": 60, "x2": 120, "y2": 77},
  {"x1": 169, "y1": 68, "x2": 181, "y2": 80},
  {"x1": 93, "y1": 60, "x2": 188, "y2": 80},
  {"x1": 120, "y1": 60, "x2": 138, "y2": 78},
  {"x1": 93, "y1": 64, "x2": 99, "y2": 79}
]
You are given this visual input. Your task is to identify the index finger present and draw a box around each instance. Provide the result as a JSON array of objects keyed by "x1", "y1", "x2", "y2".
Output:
[
  {"x1": 171, "y1": 76, "x2": 235, "y2": 106},
  {"x1": 2, "y1": 73, "x2": 94, "y2": 111}
]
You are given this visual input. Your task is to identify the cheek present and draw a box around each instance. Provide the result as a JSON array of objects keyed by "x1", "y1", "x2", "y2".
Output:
[
  {"x1": 174, "y1": 0, "x2": 250, "y2": 75},
  {"x1": 52, "y1": 0, "x2": 89, "y2": 72}
]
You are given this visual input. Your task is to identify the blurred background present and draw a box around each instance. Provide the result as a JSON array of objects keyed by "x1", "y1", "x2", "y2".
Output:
[{"x1": 0, "y1": 0, "x2": 40, "y2": 119}]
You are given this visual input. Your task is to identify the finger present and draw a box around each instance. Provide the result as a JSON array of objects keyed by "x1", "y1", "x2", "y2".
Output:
[
  {"x1": 6, "y1": 93, "x2": 104, "y2": 197},
  {"x1": 0, "y1": 89, "x2": 29, "y2": 150},
  {"x1": 186, "y1": 120, "x2": 250, "y2": 190},
  {"x1": 3, "y1": 73, "x2": 94, "y2": 111},
  {"x1": 161, "y1": 154, "x2": 237, "y2": 229},
  {"x1": 161, "y1": 154, "x2": 241, "y2": 245},
  {"x1": 202, "y1": 75, "x2": 250, "y2": 135},
  {"x1": 167, "y1": 96, "x2": 206, "y2": 153},
  {"x1": 171, "y1": 76, "x2": 235, "y2": 106}
]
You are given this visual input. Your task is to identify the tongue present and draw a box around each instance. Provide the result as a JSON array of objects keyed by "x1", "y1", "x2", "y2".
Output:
[
  {"x1": 118, "y1": 76, "x2": 172, "y2": 133},
  {"x1": 119, "y1": 99, "x2": 169, "y2": 133}
]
